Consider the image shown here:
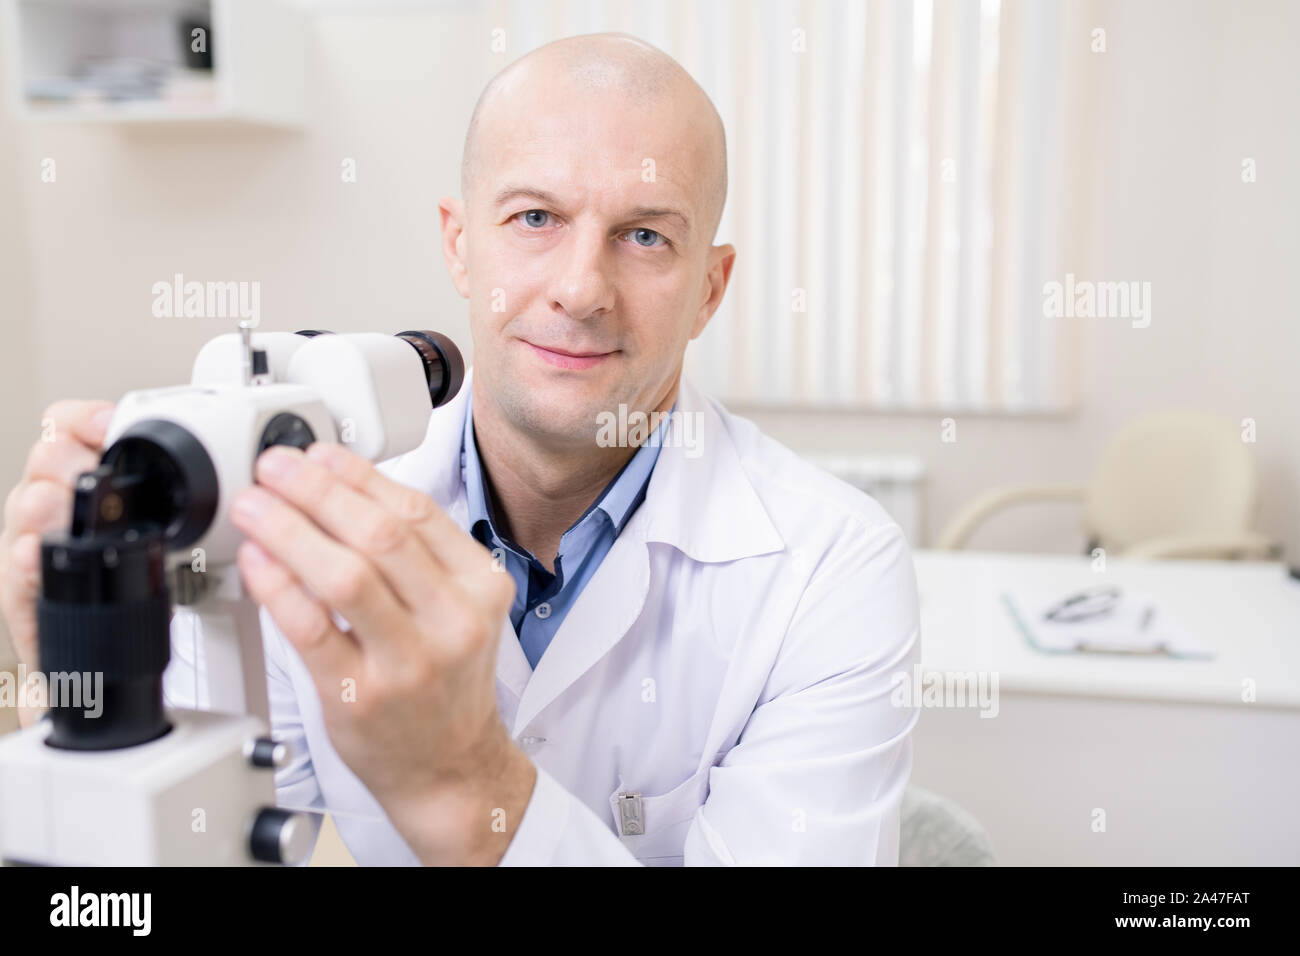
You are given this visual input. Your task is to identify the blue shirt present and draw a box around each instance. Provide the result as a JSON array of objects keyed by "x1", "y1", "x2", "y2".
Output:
[{"x1": 459, "y1": 393, "x2": 671, "y2": 669}]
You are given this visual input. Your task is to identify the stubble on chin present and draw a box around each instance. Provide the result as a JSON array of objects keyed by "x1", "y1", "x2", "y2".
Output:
[{"x1": 489, "y1": 374, "x2": 616, "y2": 447}]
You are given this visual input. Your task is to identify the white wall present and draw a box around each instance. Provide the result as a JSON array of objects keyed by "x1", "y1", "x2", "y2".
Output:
[
  {"x1": 0, "y1": 0, "x2": 1296, "y2": 588},
  {"x1": 0, "y1": 6, "x2": 490, "y2": 663},
  {"x1": 0, "y1": 46, "x2": 37, "y2": 671}
]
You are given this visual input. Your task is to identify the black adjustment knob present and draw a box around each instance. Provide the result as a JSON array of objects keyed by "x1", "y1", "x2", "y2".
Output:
[
  {"x1": 249, "y1": 807, "x2": 314, "y2": 865},
  {"x1": 256, "y1": 412, "x2": 316, "y2": 457},
  {"x1": 245, "y1": 736, "x2": 286, "y2": 769}
]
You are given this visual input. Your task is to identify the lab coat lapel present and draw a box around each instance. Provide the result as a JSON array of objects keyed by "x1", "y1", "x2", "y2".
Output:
[
  {"x1": 510, "y1": 512, "x2": 652, "y2": 738},
  {"x1": 506, "y1": 375, "x2": 785, "y2": 736}
]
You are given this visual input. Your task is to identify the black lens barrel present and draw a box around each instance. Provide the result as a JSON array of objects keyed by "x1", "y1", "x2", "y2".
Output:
[
  {"x1": 99, "y1": 419, "x2": 219, "y2": 548},
  {"x1": 38, "y1": 532, "x2": 172, "y2": 751}
]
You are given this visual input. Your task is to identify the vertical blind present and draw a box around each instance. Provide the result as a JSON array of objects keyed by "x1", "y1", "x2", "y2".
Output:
[{"x1": 491, "y1": 0, "x2": 1078, "y2": 412}]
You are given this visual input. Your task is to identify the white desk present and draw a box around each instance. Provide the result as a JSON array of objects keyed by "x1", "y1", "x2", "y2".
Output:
[{"x1": 910, "y1": 550, "x2": 1300, "y2": 866}]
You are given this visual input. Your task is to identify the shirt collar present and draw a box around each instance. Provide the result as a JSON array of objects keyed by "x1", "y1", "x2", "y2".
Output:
[
  {"x1": 459, "y1": 389, "x2": 672, "y2": 551},
  {"x1": 459, "y1": 395, "x2": 496, "y2": 548},
  {"x1": 381, "y1": 366, "x2": 785, "y2": 566}
]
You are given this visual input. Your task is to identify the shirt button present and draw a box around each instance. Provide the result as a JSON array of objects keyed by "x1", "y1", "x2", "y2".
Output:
[
  {"x1": 518, "y1": 735, "x2": 547, "y2": 751},
  {"x1": 534, "y1": 602, "x2": 552, "y2": 619}
]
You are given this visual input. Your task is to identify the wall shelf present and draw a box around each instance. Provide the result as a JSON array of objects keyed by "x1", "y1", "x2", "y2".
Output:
[{"x1": 2, "y1": 0, "x2": 309, "y2": 126}]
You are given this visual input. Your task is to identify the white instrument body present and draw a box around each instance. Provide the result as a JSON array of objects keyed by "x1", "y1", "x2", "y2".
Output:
[
  {"x1": 0, "y1": 710, "x2": 278, "y2": 867},
  {"x1": 0, "y1": 328, "x2": 451, "y2": 866}
]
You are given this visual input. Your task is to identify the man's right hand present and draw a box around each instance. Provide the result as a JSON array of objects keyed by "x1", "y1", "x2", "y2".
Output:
[{"x1": 0, "y1": 401, "x2": 114, "y2": 701}]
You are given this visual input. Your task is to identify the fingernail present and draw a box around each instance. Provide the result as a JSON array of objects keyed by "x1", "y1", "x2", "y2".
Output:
[
  {"x1": 232, "y1": 486, "x2": 272, "y2": 521},
  {"x1": 257, "y1": 446, "x2": 302, "y2": 482},
  {"x1": 90, "y1": 407, "x2": 114, "y2": 435}
]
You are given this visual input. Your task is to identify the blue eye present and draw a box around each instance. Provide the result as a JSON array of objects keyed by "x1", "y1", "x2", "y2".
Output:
[
  {"x1": 514, "y1": 211, "x2": 666, "y2": 248},
  {"x1": 626, "y1": 228, "x2": 666, "y2": 248}
]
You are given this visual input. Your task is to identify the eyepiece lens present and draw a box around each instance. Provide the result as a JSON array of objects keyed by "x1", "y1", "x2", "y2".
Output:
[{"x1": 396, "y1": 331, "x2": 465, "y2": 408}]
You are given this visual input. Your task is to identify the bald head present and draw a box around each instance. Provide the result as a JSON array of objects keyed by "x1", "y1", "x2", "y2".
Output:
[{"x1": 461, "y1": 32, "x2": 728, "y2": 243}]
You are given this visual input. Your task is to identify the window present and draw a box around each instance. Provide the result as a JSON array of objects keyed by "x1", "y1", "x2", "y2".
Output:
[{"x1": 497, "y1": 0, "x2": 1083, "y2": 411}]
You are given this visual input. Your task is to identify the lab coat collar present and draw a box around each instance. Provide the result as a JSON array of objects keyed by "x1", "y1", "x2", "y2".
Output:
[
  {"x1": 385, "y1": 365, "x2": 785, "y2": 730},
  {"x1": 400, "y1": 365, "x2": 785, "y2": 566},
  {"x1": 640, "y1": 373, "x2": 785, "y2": 562}
]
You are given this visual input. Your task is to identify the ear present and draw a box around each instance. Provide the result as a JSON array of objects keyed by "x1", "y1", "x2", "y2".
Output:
[
  {"x1": 689, "y1": 243, "x2": 737, "y2": 340},
  {"x1": 439, "y1": 197, "x2": 471, "y2": 299}
]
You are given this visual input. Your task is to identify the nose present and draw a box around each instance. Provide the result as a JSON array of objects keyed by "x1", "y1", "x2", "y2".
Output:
[{"x1": 547, "y1": 221, "x2": 616, "y2": 321}]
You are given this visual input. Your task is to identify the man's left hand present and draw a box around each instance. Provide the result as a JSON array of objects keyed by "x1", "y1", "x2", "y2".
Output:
[{"x1": 230, "y1": 442, "x2": 534, "y2": 866}]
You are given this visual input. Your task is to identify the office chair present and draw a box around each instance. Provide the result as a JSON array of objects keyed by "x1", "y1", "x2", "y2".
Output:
[
  {"x1": 899, "y1": 785, "x2": 996, "y2": 866},
  {"x1": 936, "y1": 412, "x2": 1280, "y2": 560}
]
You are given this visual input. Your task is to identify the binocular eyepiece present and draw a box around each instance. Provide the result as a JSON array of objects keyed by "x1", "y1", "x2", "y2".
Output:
[{"x1": 299, "y1": 329, "x2": 465, "y2": 410}]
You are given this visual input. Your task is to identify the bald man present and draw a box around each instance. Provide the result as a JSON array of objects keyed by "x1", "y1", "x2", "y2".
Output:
[{"x1": 1, "y1": 33, "x2": 920, "y2": 866}]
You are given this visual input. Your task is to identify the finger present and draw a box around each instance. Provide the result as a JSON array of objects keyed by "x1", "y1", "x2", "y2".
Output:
[
  {"x1": 0, "y1": 532, "x2": 41, "y2": 665},
  {"x1": 305, "y1": 443, "x2": 494, "y2": 576},
  {"x1": 23, "y1": 436, "x2": 101, "y2": 488},
  {"x1": 5, "y1": 479, "x2": 73, "y2": 540},
  {"x1": 253, "y1": 446, "x2": 447, "y2": 613},
  {"x1": 236, "y1": 540, "x2": 357, "y2": 684},
  {"x1": 305, "y1": 443, "x2": 515, "y2": 620},
  {"x1": 38, "y1": 400, "x2": 115, "y2": 449},
  {"x1": 230, "y1": 484, "x2": 411, "y2": 658}
]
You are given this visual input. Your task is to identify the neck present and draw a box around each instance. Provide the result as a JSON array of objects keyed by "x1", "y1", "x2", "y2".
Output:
[{"x1": 471, "y1": 375, "x2": 679, "y2": 572}]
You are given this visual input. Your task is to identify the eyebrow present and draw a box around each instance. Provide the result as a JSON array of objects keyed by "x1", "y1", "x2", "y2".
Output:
[{"x1": 493, "y1": 185, "x2": 692, "y2": 237}]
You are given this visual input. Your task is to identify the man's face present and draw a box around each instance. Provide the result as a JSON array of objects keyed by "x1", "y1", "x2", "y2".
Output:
[{"x1": 442, "y1": 81, "x2": 732, "y2": 446}]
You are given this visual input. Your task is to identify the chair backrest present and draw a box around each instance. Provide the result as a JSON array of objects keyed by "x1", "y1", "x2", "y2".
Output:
[
  {"x1": 1084, "y1": 412, "x2": 1259, "y2": 553},
  {"x1": 899, "y1": 786, "x2": 995, "y2": 866}
]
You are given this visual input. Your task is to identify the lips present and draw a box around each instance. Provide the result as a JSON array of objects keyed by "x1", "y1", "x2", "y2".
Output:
[{"x1": 523, "y1": 340, "x2": 615, "y2": 371}]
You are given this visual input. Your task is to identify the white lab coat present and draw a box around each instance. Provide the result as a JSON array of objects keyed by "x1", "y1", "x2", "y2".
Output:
[{"x1": 165, "y1": 369, "x2": 921, "y2": 866}]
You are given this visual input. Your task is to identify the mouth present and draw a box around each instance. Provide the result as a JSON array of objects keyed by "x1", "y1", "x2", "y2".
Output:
[{"x1": 522, "y1": 340, "x2": 617, "y2": 371}]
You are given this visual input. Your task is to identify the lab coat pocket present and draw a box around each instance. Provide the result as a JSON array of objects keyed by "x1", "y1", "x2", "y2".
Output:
[{"x1": 608, "y1": 765, "x2": 712, "y2": 866}]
